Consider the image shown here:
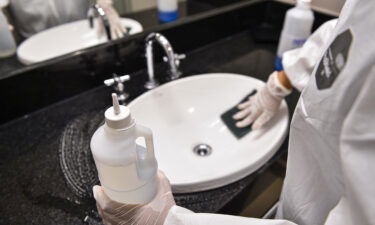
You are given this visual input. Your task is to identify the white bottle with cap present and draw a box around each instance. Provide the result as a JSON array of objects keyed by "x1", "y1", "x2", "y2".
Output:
[
  {"x1": 90, "y1": 94, "x2": 158, "y2": 204},
  {"x1": 157, "y1": 0, "x2": 178, "y2": 22},
  {"x1": 275, "y1": 0, "x2": 314, "y2": 70}
]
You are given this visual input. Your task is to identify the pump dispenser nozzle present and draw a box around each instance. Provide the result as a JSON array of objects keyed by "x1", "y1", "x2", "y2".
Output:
[
  {"x1": 105, "y1": 93, "x2": 133, "y2": 129},
  {"x1": 112, "y1": 93, "x2": 121, "y2": 115}
]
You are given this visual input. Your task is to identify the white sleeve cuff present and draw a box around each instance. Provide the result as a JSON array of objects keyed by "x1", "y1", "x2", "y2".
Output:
[{"x1": 269, "y1": 71, "x2": 293, "y2": 97}]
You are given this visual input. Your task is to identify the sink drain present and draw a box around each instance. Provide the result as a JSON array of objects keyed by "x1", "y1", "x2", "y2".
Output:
[{"x1": 193, "y1": 144, "x2": 212, "y2": 157}]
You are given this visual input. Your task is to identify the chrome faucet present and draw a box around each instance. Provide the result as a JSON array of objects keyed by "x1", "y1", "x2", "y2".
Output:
[
  {"x1": 144, "y1": 33, "x2": 185, "y2": 90},
  {"x1": 104, "y1": 74, "x2": 130, "y2": 105},
  {"x1": 88, "y1": 4, "x2": 112, "y2": 40}
]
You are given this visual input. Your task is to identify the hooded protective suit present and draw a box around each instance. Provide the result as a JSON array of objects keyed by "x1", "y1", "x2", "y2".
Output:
[{"x1": 164, "y1": 0, "x2": 375, "y2": 224}]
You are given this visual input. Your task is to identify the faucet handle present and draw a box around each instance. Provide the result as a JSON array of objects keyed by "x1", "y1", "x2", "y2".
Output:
[
  {"x1": 175, "y1": 53, "x2": 186, "y2": 67},
  {"x1": 175, "y1": 53, "x2": 186, "y2": 60},
  {"x1": 104, "y1": 74, "x2": 130, "y2": 87},
  {"x1": 163, "y1": 53, "x2": 186, "y2": 64},
  {"x1": 104, "y1": 74, "x2": 131, "y2": 104}
]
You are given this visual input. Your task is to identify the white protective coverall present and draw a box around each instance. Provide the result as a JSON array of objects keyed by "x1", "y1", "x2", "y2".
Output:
[
  {"x1": 8, "y1": 0, "x2": 90, "y2": 38},
  {"x1": 165, "y1": 0, "x2": 375, "y2": 224}
]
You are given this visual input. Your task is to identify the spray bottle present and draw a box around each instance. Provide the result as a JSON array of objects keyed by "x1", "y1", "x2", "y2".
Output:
[
  {"x1": 90, "y1": 94, "x2": 158, "y2": 204},
  {"x1": 275, "y1": 0, "x2": 314, "y2": 70}
]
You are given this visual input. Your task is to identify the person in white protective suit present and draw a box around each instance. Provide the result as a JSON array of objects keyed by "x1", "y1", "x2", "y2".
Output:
[
  {"x1": 7, "y1": 0, "x2": 126, "y2": 39},
  {"x1": 93, "y1": 0, "x2": 375, "y2": 224}
]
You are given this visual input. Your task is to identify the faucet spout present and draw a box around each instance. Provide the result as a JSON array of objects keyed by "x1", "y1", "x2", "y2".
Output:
[
  {"x1": 88, "y1": 4, "x2": 112, "y2": 40},
  {"x1": 144, "y1": 33, "x2": 184, "y2": 89}
]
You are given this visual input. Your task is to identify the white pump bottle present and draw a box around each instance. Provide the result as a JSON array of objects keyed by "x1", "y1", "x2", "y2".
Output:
[
  {"x1": 90, "y1": 94, "x2": 158, "y2": 204},
  {"x1": 275, "y1": 0, "x2": 314, "y2": 70}
]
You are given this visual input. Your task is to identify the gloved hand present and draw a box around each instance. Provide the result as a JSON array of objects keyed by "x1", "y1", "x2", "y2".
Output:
[
  {"x1": 93, "y1": 171, "x2": 176, "y2": 225},
  {"x1": 233, "y1": 71, "x2": 292, "y2": 129},
  {"x1": 96, "y1": 0, "x2": 127, "y2": 39}
]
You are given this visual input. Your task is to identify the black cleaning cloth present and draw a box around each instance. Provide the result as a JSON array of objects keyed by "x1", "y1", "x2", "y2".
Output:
[{"x1": 220, "y1": 90, "x2": 257, "y2": 139}]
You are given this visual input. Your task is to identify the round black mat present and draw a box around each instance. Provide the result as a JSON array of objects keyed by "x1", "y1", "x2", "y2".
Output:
[{"x1": 59, "y1": 112, "x2": 104, "y2": 199}]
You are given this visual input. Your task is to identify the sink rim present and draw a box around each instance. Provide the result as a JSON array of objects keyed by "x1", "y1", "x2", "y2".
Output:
[{"x1": 128, "y1": 73, "x2": 289, "y2": 193}]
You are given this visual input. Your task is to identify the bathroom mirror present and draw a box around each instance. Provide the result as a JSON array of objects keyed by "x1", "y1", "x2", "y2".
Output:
[{"x1": 0, "y1": 0, "x2": 248, "y2": 80}]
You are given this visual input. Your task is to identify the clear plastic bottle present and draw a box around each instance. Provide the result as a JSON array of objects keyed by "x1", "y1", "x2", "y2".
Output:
[
  {"x1": 275, "y1": 0, "x2": 314, "y2": 70},
  {"x1": 157, "y1": 0, "x2": 178, "y2": 23},
  {"x1": 90, "y1": 94, "x2": 158, "y2": 204},
  {"x1": 0, "y1": 0, "x2": 16, "y2": 58}
]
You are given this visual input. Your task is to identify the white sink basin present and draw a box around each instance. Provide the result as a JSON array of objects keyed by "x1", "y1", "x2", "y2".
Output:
[
  {"x1": 17, "y1": 18, "x2": 143, "y2": 65},
  {"x1": 128, "y1": 73, "x2": 289, "y2": 193},
  {"x1": 129, "y1": 74, "x2": 288, "y2": 193}
]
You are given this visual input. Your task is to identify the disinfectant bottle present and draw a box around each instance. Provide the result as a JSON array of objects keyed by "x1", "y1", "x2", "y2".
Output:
[
  {"x1": 275, "y1": 0, "x2": 314, "y2": 70},
  {"x1": 91, "y1": 94, "x2": 158, "y2": 204},
  {"x1": 157, "y1": 0, "x2": 178, "y2": 23},
  {"x1": 0, "y1": 0, "x2": 16, "y2": 58}
]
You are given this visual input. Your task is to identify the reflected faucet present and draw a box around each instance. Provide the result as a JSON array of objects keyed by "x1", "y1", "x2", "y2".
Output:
[
  {"x1": 88, "y1": 4, "x2": 112, "y2": 40},
  {"x1": 144, "y1": 33, "x2": 185, "y2": 90}
]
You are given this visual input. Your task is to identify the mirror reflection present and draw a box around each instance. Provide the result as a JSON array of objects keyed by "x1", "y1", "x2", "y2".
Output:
[
  {"x1": 0, "y1": 0, "x2": 248, "y2": 79},
  {"x1": 0, "y1": 0, "x2": 245, "y2": 77},
  {"x1": 2, "y1": 0, "x2": 183, "y2": 65},
  {"x1": 5, "y1": 0, "x2": 187, "y2": 40}
]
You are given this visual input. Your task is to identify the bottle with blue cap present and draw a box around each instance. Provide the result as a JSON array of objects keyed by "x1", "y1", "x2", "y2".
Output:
[
  {"x1": 90, "y1": 94, "x2": 158, "y2": 204},
  {"x1": 157, "y1": 0, "x2": 178, "y2": 23},
  {"x1": 275, "y1": 0, "x2": 314, "y2": 71}
]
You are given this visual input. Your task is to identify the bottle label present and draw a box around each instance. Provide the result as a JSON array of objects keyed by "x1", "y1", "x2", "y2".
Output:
[
  {"x1": 292, "y1": 39, "x2": 307, "y2": 48},
  {"x1": 277, "y1": 30, "x2": 309, "y2": 56}
]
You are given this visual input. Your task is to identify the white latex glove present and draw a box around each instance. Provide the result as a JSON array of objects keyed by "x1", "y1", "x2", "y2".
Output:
[
  {"x1": 93, "y1": 171, "x2": 176, "y2": 225},
  {"x1": 233, "y1": 71, "x2": 292, "y2": 129},
  {"x1": 96, "y1": 0, "x2": 127, "y2": 40}
]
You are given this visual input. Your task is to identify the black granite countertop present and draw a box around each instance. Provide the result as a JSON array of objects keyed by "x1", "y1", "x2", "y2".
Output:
[{"x1": 0, "y1": 30, "x2": 291, "y2": 224}]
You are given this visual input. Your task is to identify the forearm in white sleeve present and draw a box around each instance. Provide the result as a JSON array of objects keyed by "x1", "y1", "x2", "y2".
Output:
[
  {"x1": 282, "y1": 19, "x2": 338, "y2": 91},
  {"x1": 324, "y1": 69, "x2": 375, "y2": 225},
  {"x1": 164, "y1": 205, "x2": 298, "y2": 225}
]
